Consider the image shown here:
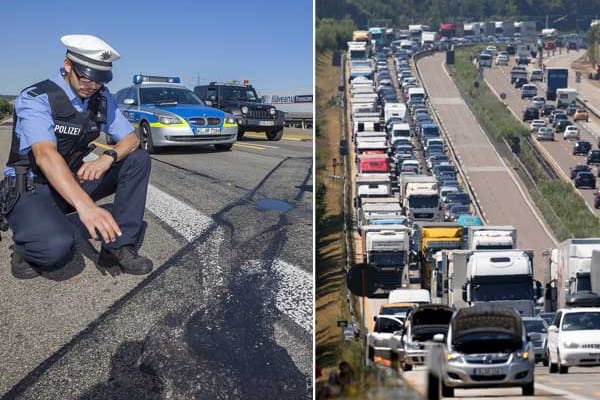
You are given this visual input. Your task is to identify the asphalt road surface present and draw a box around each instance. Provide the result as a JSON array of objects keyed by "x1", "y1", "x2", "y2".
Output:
[{"x1": 0, "y1": 123, "x2": 313, "y2": 399}]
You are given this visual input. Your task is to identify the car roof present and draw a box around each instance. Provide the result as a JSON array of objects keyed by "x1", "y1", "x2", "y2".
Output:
[{"x1": 559, "y1": 307, "x2": 600, "y2": 313}]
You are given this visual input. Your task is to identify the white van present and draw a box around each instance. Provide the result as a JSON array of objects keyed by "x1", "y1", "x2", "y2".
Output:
[
  {"x1": 388, "y1": 288, "x2": 431, "y2": 304},
  {"x1": 390, "y1": 123, "x2": 411, "y2": 143},
  {"x1": 521, "y1": 84, "x2": 537, "y2": 99},
  {"x1": 556, "y1": 88, "x2": 577, "y2": 108},
  {"x1": 479, "y1": 53, "x2": 492, "y2": 67},
  {"x1": 384, "y1": 103, "x2": 407, "y2": 124}
]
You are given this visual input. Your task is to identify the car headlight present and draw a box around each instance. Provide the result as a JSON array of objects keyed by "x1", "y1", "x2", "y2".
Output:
[
  {"x1": 269, "y1": 107, "x2": 276, "y2": 116},
  {"x1": 241, "y1": 106, "x2": 249, "y2": 115},
  {"x1": 406, "y1": 341, "x2": 420, "y2": 350},
  {"x1": 447, "y1": 352, "x2": 462, "y2": 362},
  {"x1": 225, "y1": 116, "x2": 236, "y2": 125},
  {"x1": 158, "y1": 115, "x2": 182, "y2": 125},
  {"x1": 515, "y1": 351, "x2": 530, "y2": 360},
  {"x1": 563, "y1": 341, "x2": 580, "y2": 349}
]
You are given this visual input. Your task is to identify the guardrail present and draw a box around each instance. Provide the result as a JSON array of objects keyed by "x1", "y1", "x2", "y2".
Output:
[{"x1": 413, "y1": 49, "x2": 488, "y2": 224}]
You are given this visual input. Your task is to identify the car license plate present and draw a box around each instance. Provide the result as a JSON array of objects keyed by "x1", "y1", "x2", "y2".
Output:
[
  {"x1": 259, "y1": 121, "x2": 275, "y2": 126},
  {"x1": 196, "y1": 127, "x2": 220, "y2": 134},
  {"x1": 473, "y1": 368, "x2": 503, "y2": 376}
]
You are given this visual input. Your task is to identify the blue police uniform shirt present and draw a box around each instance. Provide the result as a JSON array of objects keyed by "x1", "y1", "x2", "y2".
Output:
[{"x1": 4, "y1": 69, "x2": 133, "y2": 176}]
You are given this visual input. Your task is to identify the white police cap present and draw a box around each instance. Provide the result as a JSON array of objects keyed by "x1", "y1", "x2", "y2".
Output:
[{"x1": 60, "y1": 34, "x2": 120, "y2": 83}]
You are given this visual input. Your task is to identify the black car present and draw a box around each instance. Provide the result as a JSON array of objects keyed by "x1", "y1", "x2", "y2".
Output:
[
  {"x1": 541, "y1": 104, "x2": 556, "y2": 117},
  {"x1": 570, "y1": 164, "x2": 592, "y2": 179},
  {"x1": 574, "y1": 171, "x2": 596, "y2": 188},
  {"x1": 516, "y1": 55, "x2": 530, "y2": 65},
  {"x1": 523, "y1": 106, "x2": 539, "y2": 121},
  {"x1": 587, "y1": 149, "x2": 600, "y2": 165},
  {"x1": 506, "y1": 44, "x2": 516, "y2": 55},
  {"x1": 193, "y1": 81, "x2": 284, "y2": 140},
  {"x1": 514, "y1": 77, "x2": 528, "y2": 88},
  {"x1": 549, "y1": 110, "x2": 566, "y2": 124},
  {"x1": 573, "y1": 141, "x2": 592, "y2": 155},
  {"x1": 552, "y1": 113, "x2": 569, "y2": 127}
]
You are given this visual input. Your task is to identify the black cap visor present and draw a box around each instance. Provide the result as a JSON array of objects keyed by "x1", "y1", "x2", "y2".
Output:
[{"x1": 71, "y1": 61, "x2": 112, "y2": 84}]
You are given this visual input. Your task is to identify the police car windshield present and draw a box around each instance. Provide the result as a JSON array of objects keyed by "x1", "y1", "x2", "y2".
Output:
[
  {"x1": 221, "y1": 86, "x2": 258, "y2": 102},
  {"x1": 140, "y1": 87, "x2": 204, "y2": 106}
]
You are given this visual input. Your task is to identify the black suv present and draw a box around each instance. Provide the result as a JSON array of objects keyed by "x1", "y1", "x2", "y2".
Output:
[
  {"x1": 523, "y1": 106, "x2": 539, "y2": 121},
  {"x1": 573, "y1": 140, "x2": 592, "y2": 156},
  {"x1": 570, "y1": 164, "x2": 592, "y2": 179},
  {"x1": 587, "y1": 149, "x2": 600, "y2": 165},
  {"x1": 574, "y1": 171, "x2": 596, "y2": 189},
  {"x1": 194, "y1": 82, "x2": 285, "y2": 140}
]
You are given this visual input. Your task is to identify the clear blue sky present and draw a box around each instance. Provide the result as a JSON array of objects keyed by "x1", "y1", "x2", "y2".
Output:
[{"x1": 0, "y1": 0, "x2": 313, "y2": 97}]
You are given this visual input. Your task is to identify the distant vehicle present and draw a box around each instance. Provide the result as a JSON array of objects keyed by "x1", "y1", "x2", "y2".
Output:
[
  {"x1": 588, "y1": 150, "x2": 600, "y2": 165},
  {"x1": 495, "y1": 54, "x2": 509, "y2": 65},
  {"x1": 531, "y1": 96, "x2": 545, "y2": 108},
  {"x1": 514, "y1": 77, "x2": 528, "y2": 88},
  {"x1": 521, "y1": 84, "x2": 537, "y2": 99},
  {"x1": 444, "y1": 192, "x2": 471, "y2": 206},
  {"x1": 522, "y1": 317, "x2": 548, "y2": 365},
  {"x1": 595, "y1": 190, "x2": 600, "y2": 209},
  {"x1": 570, "y1": 164, "x2": 592, "y2": 179},
  {"x1": 544, "y1": 42, "x2": 556, "y2": 50},
  {"x1": 538, "y1": 312, "x2": 556, "y2": 326},
  {"x1": 522, "y1": 106, "x2": 539, "y2": 121},
  {"x1": 444, "y1": 203, "x2": 471, "y2": 221},
  {"x1": 547, "y1": 307, "x2": 600, "y2": 374},
  {"x1": 574, "y1": 171, "x2": 596, "y2": 188},
  {"x1": 506, "y1": 44, "x2": 516, "y2": 55},
  {"x1": 479, "y1": 53, "x2": 492, "y2": 67},
  {"x1": 515, "y1": 55, "x2": 530, "y2": 65},
  {"x1": 573, "y1": 140, "x2": 592, "y2": 155},
  {"x1": 529, "y1": 119, "x2": 546, "y2": 131},
  {"x1": 555, "y1": 119, "x2": 574, "y2": 133},
  {"x1": 573, "y1": 108, "x2": 590, "y2": 122},
  {"x1": 530, "y1": 69, "x2": 544, "y2": 82},
  {"x1": 563, "y1": 125, "x2": 580, "y2": 140},
  {"x1": 541, "y1": 104, "x2": 556, "y2": 116},
  {"x1": 536, "y1": 127, "x2": 555, "y2": 141},
  {"x1": 549, "y1": 109, "x2": 566, "y2": 124}
]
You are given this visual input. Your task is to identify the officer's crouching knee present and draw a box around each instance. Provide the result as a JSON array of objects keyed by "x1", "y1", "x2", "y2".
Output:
[
  {"x1": 126, "y1": 148, "x2": 151, "y2": 171},
  {"x1": 36, "y1": 232, "x2": 75, "y2": 268}
]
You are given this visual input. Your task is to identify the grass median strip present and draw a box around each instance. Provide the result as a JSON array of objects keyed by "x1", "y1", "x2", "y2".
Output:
[{"x1": 448, "y1": 46, "x2": 600, "y2": 240}]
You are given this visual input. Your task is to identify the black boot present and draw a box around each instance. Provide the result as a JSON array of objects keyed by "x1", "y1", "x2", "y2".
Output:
[
  {"x1": 98, "y1": 245, "x2": 153, "y2": 275},
  {"x1": 11, "y1": 252, "x2": 41, "y2": 279}
]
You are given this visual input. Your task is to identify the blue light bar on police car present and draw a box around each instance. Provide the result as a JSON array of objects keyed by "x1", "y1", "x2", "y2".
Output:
[{"x1": 133, "y1": 75, "x2": 181, "y2": 84}]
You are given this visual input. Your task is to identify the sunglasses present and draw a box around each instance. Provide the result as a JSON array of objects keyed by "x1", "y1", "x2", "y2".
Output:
[{"x1": 72, "y1": 67, "x2": 101, "y2": 85}]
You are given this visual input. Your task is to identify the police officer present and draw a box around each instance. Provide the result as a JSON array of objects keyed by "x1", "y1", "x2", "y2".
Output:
[{"x1": 4, "y1": 34, "x2": 152, "y2": 279}]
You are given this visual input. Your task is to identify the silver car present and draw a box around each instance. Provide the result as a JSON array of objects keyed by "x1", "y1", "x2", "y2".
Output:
[
  {"x1": 522, "y1": 316, "x2": 548, "y2": 365},
  {"x1": 426, "y1": 304, "x2": 535, "y2": 398}
]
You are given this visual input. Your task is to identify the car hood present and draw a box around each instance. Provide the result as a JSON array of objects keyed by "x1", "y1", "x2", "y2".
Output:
[
  {"x1": 144, "y1": 104, "x2": 224, "y2": 118},
  {"x1": 559, "y1": 330, "x2": 600, "y2": 344}
]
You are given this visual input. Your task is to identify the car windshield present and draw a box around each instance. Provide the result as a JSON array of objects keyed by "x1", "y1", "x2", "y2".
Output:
[
  {"x1": 221, "y1": 86, "x2": 259, "y2": 101},
  {"x1": 140, "y1": 87, "x2": 204, "y2": 105},
  {"x1": 524, "y1": 319, "x2": 547, "y2": 333},
  {"x1": 562, "y1": 312, "x2": 600, "y2": 331}
]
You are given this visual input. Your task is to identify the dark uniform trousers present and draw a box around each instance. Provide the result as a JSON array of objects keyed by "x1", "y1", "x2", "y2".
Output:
[{"x1": 7, "y1": 149, "x2": 151, "y2": 269}]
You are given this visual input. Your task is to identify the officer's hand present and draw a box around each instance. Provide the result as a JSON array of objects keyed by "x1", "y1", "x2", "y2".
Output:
[
  {"x1": 76, "y1": 156, "x2": 113, "y2": 182},
  {"x1": 78, "y1": 203, "x2": 122, "y2": 243}
]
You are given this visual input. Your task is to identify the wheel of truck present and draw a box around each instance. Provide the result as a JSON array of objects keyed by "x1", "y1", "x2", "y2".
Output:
[
  {"x1": 214, "y1": 143, "x2": 233, "y2": 151},
  {"x1": 140, "y1": 122, "x2": 159, "y2": 154},
  {"x1": 237, "y1": 131, "x2": 245, "y2": 140},
  {"x1": 266, "y1": 128, "x2": 284, "y2": 141},
  {"x1": 402, "y1": 362, "x2": 413, "y2": 372},
  {"x1": 522, "y1": 380, "x2": 535, "y2": 396},
  {"x1": 441, "y1": 381, "x2": 454, "y2": 398},
  {"x1": 427, "y1": 372, "x2": 441, "y2": 400}
]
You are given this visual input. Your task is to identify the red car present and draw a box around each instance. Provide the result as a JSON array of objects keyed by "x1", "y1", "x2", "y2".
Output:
[{"x1": 544, "y1": 42, "x2": 556, "y2": 50}]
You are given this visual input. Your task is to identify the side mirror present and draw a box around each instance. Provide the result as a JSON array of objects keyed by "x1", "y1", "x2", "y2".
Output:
[
  {"x1": 123, "y1": 98, "x2": 135, "y2": 105},
  {"x1": 433, "y1": 333, "x2": 445, "y2": 343},
  {"x1": 548, "y1": 325, "x2": 558, "y2": 333},
  {"x1": 205, "y1": 100, "x2": 213, "y2": 107}
]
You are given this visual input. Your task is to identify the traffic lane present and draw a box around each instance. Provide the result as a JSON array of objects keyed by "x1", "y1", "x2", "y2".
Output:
[
  {"x1": 0, "y1": 126, "x2": 312, "y2": 397},
  {"x1": 486, "y1": 64, "x2": 600, "y2": 214},
  {"x1": 418, "y1": 53, "x2": 556, "y2": 278},
  {"x1": 405, "y1": 364, "x2": 600, "y2": 399}
]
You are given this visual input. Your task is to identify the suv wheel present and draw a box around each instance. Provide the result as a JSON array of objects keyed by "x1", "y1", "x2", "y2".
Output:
[
  {"x1": 522, "y1": 380, "x2": 535, "y2": 396},
  {"x1": 441, "y1": 381, "x2": 454, "y2": 397},
  {"x1": 237, "y1": 131, "x2": 245, "y2": 140},
  {"x1": 266, "y1": 128, "x2": 284, "y2": 141}
]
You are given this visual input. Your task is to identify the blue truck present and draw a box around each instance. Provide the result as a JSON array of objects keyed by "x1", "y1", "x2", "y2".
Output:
[{"x1": 545, "y1": 68, "x2": 568, "y2": 101}]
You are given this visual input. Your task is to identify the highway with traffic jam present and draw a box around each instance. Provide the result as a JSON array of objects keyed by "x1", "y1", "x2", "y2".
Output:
[
  {"x1": 343, "y1": 28, "x2": 600, "y2": 399},
  {"x1": 0, "y1": 77, "x2": 313, "y2": 399}
]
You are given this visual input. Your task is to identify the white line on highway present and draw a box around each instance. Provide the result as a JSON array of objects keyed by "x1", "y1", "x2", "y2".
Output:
[
  {"x1": 535, "y1": 382, "x2": 595, "y2": 400},
  {"x1": 88, "y1": 153, "x2": 312, "y2": 332}
]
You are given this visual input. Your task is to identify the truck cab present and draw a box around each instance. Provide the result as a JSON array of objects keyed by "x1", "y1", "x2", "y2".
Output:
[{"x1": 194, "y1": 81, "x2": 285, "y2": 140}]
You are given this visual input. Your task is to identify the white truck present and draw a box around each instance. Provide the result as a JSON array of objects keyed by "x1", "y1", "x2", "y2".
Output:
[
  {"x1": 547, "y1": 238, "x2": 600, "y2": 311},
  {"x1": 355, "y1": 174, "x2": 392, "y2": 203},
  {"x1": 556, "y1": 88, "x2": 577, "y2": 108},
  {"x1": 359, "y1": 202, "x2": 404, "y2": 227},
  {"x1": 421, "y1": 31, "x2": 437, "y2": 48},
  {"x1": 464, "y1": 250, "x2": 537, "y2": 316},
  {"x1": 365, "y1": 230, "x2": 410, "y2": 267},
  {"x1": 384, "y1": 102, "x2": 407, "y2": 124},
  {"x1": 389, "y1": 122, "x2": 411, "y2": 144},
  {"x1": 400, "y1": 175, "x2": 440, "y2": 221},
  {"x1": 464, "y1": 225, "x2": 517, "y2": 250}
]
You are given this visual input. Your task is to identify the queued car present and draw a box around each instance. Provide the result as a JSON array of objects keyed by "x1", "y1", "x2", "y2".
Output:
[
  {"x1": 547, "y1": 306, "x2": 600, "y2": 374},
  {"x1": 530, "y1": 69, "x2": 544, "y2": 82},
  {"x1": 573, "y1": 108, "x2": 590, "y2": 122},
  {"x1": 522, "y1": 316, "x2": 549, "y2": 365},
  {"x1": 549, "y1": 109, "x2": 566, "y2": 124},
  {"x1": 531, "y1": 96, "x2": 545, "y2": 108},
  {"x1": 444, "y1": 203, "x2": 471, "y2": 221},
  {"x1": 514, "y1": 77, "x2": 528, "y2": 88},
  {"x1": 555, "y1": 119, "x2": 574, "y2": 133},
  {"x1": 539, "y1": 312, "x2": 556, "y2": 326},
  {"x1": 588, "y1": 149, "x2": 600, "y2": 165},
  {"x1": 522, "y1": 106, "x2": 539, "y2": 121},
  {"x1": 563, "y1": 125, "x2": 580, "y2": 140},
  {"x1": 574, "y1": 171, "x2": 596, "y2": 188},
  {"x1": 541, "y1": 104, "x2": 556, "y2": 117},
  {"x1": 367, "y1": 315, "x2": 404, "y2": 366},
  {"x1": 595, "y1": 190, "x2": 600, "y2": 209},
  {"x1": 570, "y1": 164, "x2": 592, "y2": 179},
  {"x1": 536, "y1": 127, "x2": 554, "y2": 141},
  {"x1": 566, "y1": 103, "x2": 578, "y2": 116},
  {"x1": 529, "y1": 119, "x2": 546, "y2": 131},
  {"x1": 115, "y1": 75, "x2": 238, "y2": 153},
  {"x1": 495, "y1": 54, "x2": 509, "y2": 65},
  {"x1": 427, "y1": 304, "x2": 535, "y2": 398},
  {"x1": 573, "y1": 141, "x2": 592, "y2": 155}
]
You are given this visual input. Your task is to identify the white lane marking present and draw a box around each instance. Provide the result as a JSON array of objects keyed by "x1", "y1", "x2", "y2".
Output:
[
  {"x1": 535, "y1": 382, "x2": 595, "y2": 400},
  {"x1": 145, "y1": 185, "x2": 311, "y2": 332}
]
